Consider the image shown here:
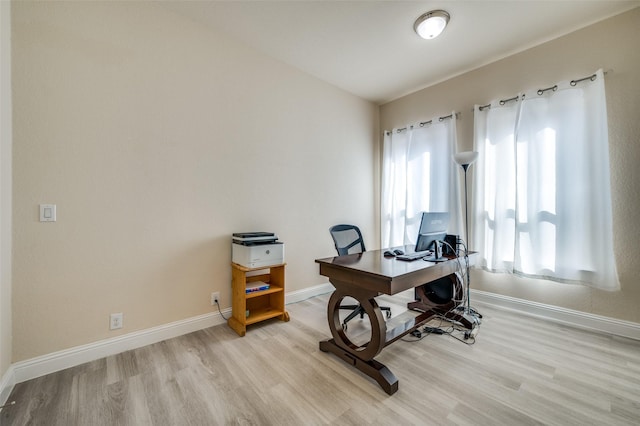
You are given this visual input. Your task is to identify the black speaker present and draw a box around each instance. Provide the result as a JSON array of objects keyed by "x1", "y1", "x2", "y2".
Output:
[{"x1": 444, "y1": 234, "x2": 459, "y2": 256}]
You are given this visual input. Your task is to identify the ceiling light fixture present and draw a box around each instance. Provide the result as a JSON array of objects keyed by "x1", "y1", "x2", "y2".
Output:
[{"x1": 414, "y1": 10, "x2": 450, "y2": 40}]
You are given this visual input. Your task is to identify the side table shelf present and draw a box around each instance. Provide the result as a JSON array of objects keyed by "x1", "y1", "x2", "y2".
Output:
[{"x1": 228, "y1": 262, "x2": 290, "y2": 336}]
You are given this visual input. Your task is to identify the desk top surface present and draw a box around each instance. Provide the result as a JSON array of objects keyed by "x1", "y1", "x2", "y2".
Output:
[{"x1": 315, "y1": 247, "x2": 475, "y2": 295}]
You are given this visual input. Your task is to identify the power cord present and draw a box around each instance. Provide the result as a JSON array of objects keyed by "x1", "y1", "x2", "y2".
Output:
[
  {"x1": 402, "y1": 314, "x2": 479, "y2": 345},
  {"x1": 402, "y1": 315, "x2": 450, "y2": 342},
  {"x1": 402, "y1": 238, "x2": 480, "y2": 345},
  {"x1": 215, "y1": 299, "x2": 228, "y2": 321}
]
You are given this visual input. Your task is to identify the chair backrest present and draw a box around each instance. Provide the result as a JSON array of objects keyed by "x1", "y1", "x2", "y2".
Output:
[{"x1": 329, "y1": 224, "x2": 366, "y2": 255}]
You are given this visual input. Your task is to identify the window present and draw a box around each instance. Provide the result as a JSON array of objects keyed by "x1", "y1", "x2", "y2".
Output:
[
  {"x1": 382, "y1": 115, "x2": 462, "y2": 248},
  {"x1": 473, "y1": 69, "x2": 619, "y2": 290}
]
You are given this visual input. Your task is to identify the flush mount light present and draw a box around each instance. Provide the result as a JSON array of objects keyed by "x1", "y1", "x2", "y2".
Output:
[{"x1": 414, "y1": 10, "x2": 450, "y2": 39}]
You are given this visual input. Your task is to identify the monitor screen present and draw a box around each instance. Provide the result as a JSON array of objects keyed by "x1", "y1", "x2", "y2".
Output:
[{"x1": 415, "y1": 212, "x2": 449, "y2": 260}]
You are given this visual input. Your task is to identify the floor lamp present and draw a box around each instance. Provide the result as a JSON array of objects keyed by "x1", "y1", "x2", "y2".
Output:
[{"x1": 453, "y1": 151, "x2": 481, "y2": 321}]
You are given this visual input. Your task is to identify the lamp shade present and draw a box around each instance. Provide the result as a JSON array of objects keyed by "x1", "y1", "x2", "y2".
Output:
[
  {"x1": 454, "y1": 151, "x2": 479, "y2": 166},
  {"x1": 414, "y1": 10, "x2": 450, "y2": 39}
]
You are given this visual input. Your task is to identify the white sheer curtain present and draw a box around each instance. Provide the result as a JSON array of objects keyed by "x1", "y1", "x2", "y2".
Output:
[
  {"x1": 473, "y1": 69, "x2": 619, "y2": 290},
  {"x1": 473, "y1": 100, "x2": 519, "y2": 273},
  {"x1": 382, "y1": 115, "x2": 463, "y2": 249}
]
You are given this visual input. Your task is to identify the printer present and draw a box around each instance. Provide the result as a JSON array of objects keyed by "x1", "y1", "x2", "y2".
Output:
[{"x1": 231, "y1": 232, "x2": 284, "y2": 268}]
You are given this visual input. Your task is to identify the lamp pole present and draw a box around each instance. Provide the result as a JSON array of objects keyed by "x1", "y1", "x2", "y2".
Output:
[
  {"x1": 461, "y1": 163, "x2": 473, "y2": 315},
  {"x1": 461, "y1": 163, "x2": 471, "y2": 248},
  {"x1": 453, "y1": 151, "x2": 480, "y2": 320}
]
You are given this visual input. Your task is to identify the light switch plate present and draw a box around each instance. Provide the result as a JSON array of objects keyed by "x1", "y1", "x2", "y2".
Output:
[{"x1": 39, "y1": 204, "x2": 56, "y2": 222}]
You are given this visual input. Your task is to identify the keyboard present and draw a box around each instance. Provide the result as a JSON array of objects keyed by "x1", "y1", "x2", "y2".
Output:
[{"x1": 396, "y1": 250, "x2": 433, "y2": 261}]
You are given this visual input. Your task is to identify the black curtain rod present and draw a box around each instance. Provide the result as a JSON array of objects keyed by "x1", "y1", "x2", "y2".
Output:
[
  {"x1": 570, "y1": 73, "x2": 597, "y2": 86},
  {"x1": 478, "y1": 71, "x2": 602, "y2": 111},
  {"x1": 388, "y1": 112, "x2": 460, "y2": 134}
]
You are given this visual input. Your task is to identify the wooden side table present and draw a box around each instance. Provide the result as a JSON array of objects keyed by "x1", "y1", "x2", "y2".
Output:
[{"x1": 228, "y1": 262, "x2": 289, "y2": 336}]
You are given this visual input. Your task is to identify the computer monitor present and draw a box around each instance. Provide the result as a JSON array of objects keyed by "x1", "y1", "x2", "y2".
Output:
[{"x1": 415, "y1": 212, "x2": 449, "y2": 262}]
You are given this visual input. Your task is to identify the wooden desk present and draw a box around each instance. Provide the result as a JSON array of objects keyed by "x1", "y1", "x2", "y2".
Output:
[{"x1": 315, "y1": 248, "x2": 475, "y2": 395}]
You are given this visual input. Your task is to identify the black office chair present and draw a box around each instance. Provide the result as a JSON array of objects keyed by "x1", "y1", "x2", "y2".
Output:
[{"x1": 329, "y1": 224, "x2": 391, "y2": 329}]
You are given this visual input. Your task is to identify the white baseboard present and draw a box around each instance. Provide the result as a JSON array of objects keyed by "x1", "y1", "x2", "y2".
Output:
[
  {"x1": 286, "y1": 282, "x2": 333, "y2": 304},
  {"x1": 472, "y1": 289, "x2": 640, "y2": 341},
  {"x1": 11, "y1": 309, "x2": 229, "y2": 385},
  {"x1": 15, "y1": 284, "x2": 636, "y2": 403},
  {"x1": 4, "y1": 282, "x2": 334, "y2": 397},
  {"x1": 0, "y1": 364, "x2": 15, "y2": 408}
]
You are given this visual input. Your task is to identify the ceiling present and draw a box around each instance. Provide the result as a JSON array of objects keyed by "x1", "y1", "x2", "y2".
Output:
[{"x1": 159, "y1": 1, "x2": 639, "y2": 105}]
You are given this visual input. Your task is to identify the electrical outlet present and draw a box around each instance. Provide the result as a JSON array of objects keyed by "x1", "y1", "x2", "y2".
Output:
[
  {"x1": 110, "y1": 313, "x2": 123, "y2": 330},
  {"x1": 211, "y1": 292, "x2": 220, "y2": 306}
]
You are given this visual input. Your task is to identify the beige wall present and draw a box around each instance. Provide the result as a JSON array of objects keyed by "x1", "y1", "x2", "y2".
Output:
[
  {"x1": 1, "y1": 0, "x2": 13, "y2": 381},
  {"x1": 11, "y1": 1, "x2": 378, "y2": 361},
  {"x1": 10, "y1": 1, "x2": 639, "y2": 366},
  {"x1": 381, "y1": 8, "x2": 640, "y2": 323}
]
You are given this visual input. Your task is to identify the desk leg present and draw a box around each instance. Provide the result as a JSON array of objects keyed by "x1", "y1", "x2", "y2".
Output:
[
  {"x1": 319, "y1": 339, "x2": 398, "y2": 395},
  {"x1": 320, "y1": 286, "x2": 399, "y2": 395}
]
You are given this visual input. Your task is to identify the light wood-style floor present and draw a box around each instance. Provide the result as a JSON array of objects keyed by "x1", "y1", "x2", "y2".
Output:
[{"x1": 2, "y1": 290, "x2": 640, "y2": 425}]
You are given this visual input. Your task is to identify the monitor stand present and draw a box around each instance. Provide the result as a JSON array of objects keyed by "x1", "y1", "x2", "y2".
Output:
[{"x1": 424, "y1": 240, "x2": 447, "y2": 262}]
